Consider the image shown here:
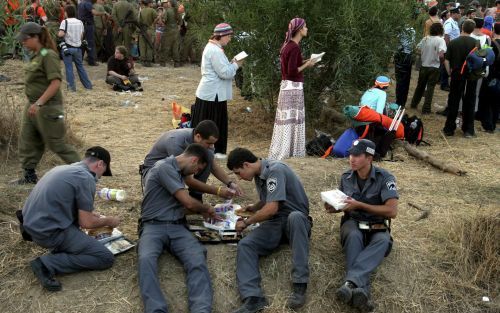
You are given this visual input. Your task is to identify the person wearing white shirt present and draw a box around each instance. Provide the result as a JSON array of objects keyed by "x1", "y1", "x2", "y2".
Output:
[
  {"x1": 191, "y1": 23, "x2": 243, "y2": 157},
  {"x1": 57, "y1": 5, "x2": 92, "y2": 92}
]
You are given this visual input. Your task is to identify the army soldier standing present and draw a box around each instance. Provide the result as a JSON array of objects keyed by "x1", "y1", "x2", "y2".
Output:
[
  {"x1": 138, "y1": 144, "x2": 216, "y2": 313},
  {"x1": 179, "y1": 0, "x2": 199, "y2": 64},
  {"x1": 14, "y1": 22, "x2": 80, "y2": 184},
  {"x1": 158, "y1": 0, "x2": 181, "y2": 67},
  {"x1": 326, "y1": 139, "x2": 398, "y2": 312},
  {"x1": 138, "y1": 0, "x2": 157, "y2": 67},
  {"x1": 21, "y1": 146, "x2": 120, "y2": 292},
  {"x1": 93, "y1": 0, "x2": 107, "y2": 61},
  {"x1": 227, "y1": 148, "x2": 312, "y2": 312},
  {"x1": 112, "y1": 0, "x2": 136, "y2": 54}
]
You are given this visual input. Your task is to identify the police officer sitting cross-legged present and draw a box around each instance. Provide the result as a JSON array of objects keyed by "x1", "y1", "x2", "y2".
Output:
[
  {"x1": 138, "y1": 143, "x2": 217, "y2": 313},
  {"x1": 227, "y1": 148, "x2": 312, "y2": 313},
  {"x1": 326, "y1": 139, "x2": 398, "y2": 312},
  {"x1": 141, "y1": 120, "x2": 243, "y2": 200},
  {"x1": 20, "y1": 146, "x2": 120, "y2": 292}
]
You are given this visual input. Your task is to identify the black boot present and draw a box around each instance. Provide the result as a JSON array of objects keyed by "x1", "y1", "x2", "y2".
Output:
[
  {"x1": 286, "y1": 283, "x2": 307, "y2": 310},
  {"x1": 336, "y1": 281, "x2": 357, "y2": 304},
  {"x1": 232, "y1": 296, "x2": 268, "y2": 313},
  {"x1": 13, "y1": 168, "x2": 38, "y2": 185}
]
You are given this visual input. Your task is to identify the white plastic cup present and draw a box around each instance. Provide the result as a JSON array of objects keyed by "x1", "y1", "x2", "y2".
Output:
[{"x1": 98, "y1": 188, "x2": 126, "y2": 202}]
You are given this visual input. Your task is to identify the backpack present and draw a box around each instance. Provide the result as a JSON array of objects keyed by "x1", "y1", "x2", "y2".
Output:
[
  {"x1": 306, "y1": 133, "x2": 333, "y2": 156},
  {"x1": 461, "y1": 46, "x2": 496, "y2": 80},
  {"x1": 403, "y1": 115, "x2": 425, "y2": 145},
  {"x1": 26, "y1": 5, "x2": 43, "y2": 25}
]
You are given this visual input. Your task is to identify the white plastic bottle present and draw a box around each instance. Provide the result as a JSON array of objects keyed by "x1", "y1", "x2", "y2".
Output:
[{"x1": 98, "y1": 188, "x2": 126, "y2": 202}]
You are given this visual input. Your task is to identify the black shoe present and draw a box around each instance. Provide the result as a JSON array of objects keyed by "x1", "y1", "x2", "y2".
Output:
[
  {"x1": 336, "y1": 281, "x2": 356, "y2": 304},
  {"x1": 440, "y1": 86, "x2": 450, "y2": 92},
  {"x1": 442, "y1": 129, "x2": 454, "y2": 137},
  {"x1": 286, "y1": 283, "x2": 307, "y2": 310},
  {"x1": 11, "y1": 169, "x2": 38, "y2": 185},
  {"x1": 30, "y1": 258, "x2": 62, "y2": 291},
  {"x1": 232, "y1": 296, "x2": 268, "y2": 313},
  {"x1": 463, "y1": 132, "x2": 476, "y2": 138},
  {"x1": 352, "y1": 288, "x2": 375, "y2": 312}
]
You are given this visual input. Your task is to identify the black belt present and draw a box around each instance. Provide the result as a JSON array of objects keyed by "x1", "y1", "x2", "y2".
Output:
[{"x1": 143, "y1": 218, "x2": 186, "y2": 225}]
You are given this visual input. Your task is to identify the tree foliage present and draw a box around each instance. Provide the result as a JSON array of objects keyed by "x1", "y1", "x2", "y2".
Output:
[{"x1": 189, "y1": 0, "x2": 415, "y2": 118}]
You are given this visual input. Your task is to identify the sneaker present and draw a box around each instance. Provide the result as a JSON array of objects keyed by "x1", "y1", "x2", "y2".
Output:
[
  {"x1": 336, "y1": 281, "x2": 356, "y2": 304},
  {"x1": 352, "y1": 288, "x2": 375, "y2": 312},
  {"x1": 440, "y1": 86, "x2": 450, "y2": 92},
  {"x1": 30, "y1": 258, "x2": 62, "y2": 291},
  {"x1": 215, "y1": 153, "x2": 227, "y2": 160},
  {"x1": 463, "y1": 132, "x2": 476, "y2": 138},
  {"x1": 232, "y1": 296, "x2": 268, "y2": 313},
  {"x1": 286, "y1": 283, "x2": 307, "y2": 310}
]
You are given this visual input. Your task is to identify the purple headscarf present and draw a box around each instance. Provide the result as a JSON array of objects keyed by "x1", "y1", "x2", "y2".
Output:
[{"x1": 280, "y1": 17, "x2": 306, "y2": 54}]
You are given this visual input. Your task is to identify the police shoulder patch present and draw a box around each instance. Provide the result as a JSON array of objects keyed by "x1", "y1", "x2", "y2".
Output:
[
  {"x1": 40, "y1": 48, "x2": 48, "y2": 56},
  {"x1": 386, "y1": 180, "x2": 397, "y2": 191},
  {"x1": 267, "y1": 177, "x2": 278, "y2": 193}
]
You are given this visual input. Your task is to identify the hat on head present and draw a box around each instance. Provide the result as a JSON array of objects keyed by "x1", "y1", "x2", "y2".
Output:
[
  {"x1": 85, "y1": 146, "x2": 112, "y2": 176},
  {"x1": 484, "y1": 16, "x2": 494, "y2": 30},
  {"x1": 450, "y1": 7, "x2": 460, "y2": 13},
  {"x1": 348, "y1": 139, "x2": 376, "y2": 156},
  {"x1": 16, "y1": 22, "x2": 42, "y2": 42},
  {"x1": 213, "y1": 23, "x2": 233, "y2": 36},
  {"x1": 374, "y1": 76, "x2": 390, "y2": 88},
  {"x1": 469, "y1": 0, "x2": 480, "y2": 6},
  {"x1": 466, "y1": 8, "x2": 476, "y2": 15},
  {"x1": 160, "y1": 0, "x2": 168, "y2": 4}
]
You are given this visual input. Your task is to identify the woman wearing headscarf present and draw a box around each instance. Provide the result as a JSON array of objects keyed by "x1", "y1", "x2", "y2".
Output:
[
  {"x1": 14, "y1": 22, "x2": 80, "y2": 184},
  {"x1": 191, "y1": 23, "x2": 243, "y2": 157},
  {"x1": 268, "y1": 18, "x2": 315, "y2": 160},
  {"x1": 360, "y1": 76, "x2": 391, "y2": 114}
]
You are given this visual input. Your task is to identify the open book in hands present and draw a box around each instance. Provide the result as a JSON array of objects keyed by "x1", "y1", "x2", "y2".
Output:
[
  {"x1": 310, "y1": 52, "x2": 326, "y2": 64},
  {"x1": 234, "y1": 51, "x2": 248, "y2": 61}
]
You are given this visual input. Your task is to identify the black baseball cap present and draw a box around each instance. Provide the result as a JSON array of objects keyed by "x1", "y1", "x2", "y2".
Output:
[
  {"x1": 16, "y1": 22, "x2": 42, "y2": 42},
  {"x1": 85, "y1": 146, "x2": 112, "y2": 176},
  {"x1": 450, "y1": 7, "x2": 460, "y2": 13},
  {"x1": 348, "y1": 139, "x2": 376, "y2": 156}
]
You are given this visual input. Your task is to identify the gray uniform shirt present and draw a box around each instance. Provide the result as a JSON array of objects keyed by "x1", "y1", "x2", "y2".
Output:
[
  {"x1": 255, "y1": 159, "x2": 309, "y2": 216},
  {"x1": 141, "y1": 156, "x2": 186, "y2": 222},
  {"x1": 143, "y1": 128, "x2": 214, "y2": 173},
  {"x1": 339, "y1": 165, "x2": 399, "y2": 223},
  {"x1": 22, "y1": 162, "x2": 96, "y2": 238}
]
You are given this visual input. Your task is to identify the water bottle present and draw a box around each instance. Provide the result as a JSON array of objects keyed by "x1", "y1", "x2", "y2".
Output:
[{"x1": 97, "y1": 188, "x2": 126, "y2": 201}]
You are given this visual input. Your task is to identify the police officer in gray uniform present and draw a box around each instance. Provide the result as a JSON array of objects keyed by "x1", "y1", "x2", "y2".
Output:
[
  {"x1": 326, "y1": 139, "x2": 398, "y2": 312},
  {"x1": 227, "y1": 148, "x2": 311, "y2": 313},
  {"x1": 141, "y1": 120, "x2": 242, "y2": 200},
  {"x1": 138, "y1": 143, "x2": 217, "y2": 313},
  {"x1": 21, "y1": 146, "x2": 120, "y2": 291}
]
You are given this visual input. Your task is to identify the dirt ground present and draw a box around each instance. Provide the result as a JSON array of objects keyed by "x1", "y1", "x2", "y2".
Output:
[{"x1": 0, "y1": 59, "x2": 499, "y2": 313}]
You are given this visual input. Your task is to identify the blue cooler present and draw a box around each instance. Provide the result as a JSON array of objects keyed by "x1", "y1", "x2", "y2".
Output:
[{"x1": 331, "y1": 128, "x2": 359, "y2": 158}]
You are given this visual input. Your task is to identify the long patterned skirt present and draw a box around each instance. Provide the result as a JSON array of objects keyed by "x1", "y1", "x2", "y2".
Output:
[{"x1": 268, "y1": 80, "x2": 306, "y2": 160}]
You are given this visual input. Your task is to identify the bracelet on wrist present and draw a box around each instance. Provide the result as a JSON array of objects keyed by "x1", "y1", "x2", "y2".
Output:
[{"x1": 216, "y1": 186, "x2": 222, "y2": 196}]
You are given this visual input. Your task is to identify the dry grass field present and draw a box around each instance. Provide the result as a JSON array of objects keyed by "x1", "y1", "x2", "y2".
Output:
[{"x1": 0, "y1": 59, "x2": 498, "y2": 313}]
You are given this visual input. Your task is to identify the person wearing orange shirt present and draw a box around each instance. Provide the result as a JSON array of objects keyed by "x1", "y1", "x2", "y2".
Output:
[
  {"x1": 4, "y1": 0, "x2": 21, "y2": 26},
  {"x1": 23, "y1": 0, "x2": 48, "y2": 24}
]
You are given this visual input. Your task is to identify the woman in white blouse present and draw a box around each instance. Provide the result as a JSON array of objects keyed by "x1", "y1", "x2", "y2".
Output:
[{"x1": 191, "y1": 23, "x2": 243, "y2": 157}]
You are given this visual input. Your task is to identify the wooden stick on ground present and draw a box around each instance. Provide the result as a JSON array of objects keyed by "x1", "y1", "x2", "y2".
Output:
[
  {"x1": 394, "y1": 141, "x2": 467, "y2": 176},
  {"x1": 408, "y1": 202, "x2": 431, "y2": 221}
]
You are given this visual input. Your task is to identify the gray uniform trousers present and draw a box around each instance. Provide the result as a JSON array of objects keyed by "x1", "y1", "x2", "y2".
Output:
[
  {"x1": 340, "y1": 219, "x2": 391, "y2": 294},
  {"x1": 31, "y1": 225, "x2": 115, "y2": 275},
  {"x1": 236, "y1": 211, "x2": 311, "y2": 299},
  {"x1": 138, "y1": 223, "x2": 213, "y2": 313}
]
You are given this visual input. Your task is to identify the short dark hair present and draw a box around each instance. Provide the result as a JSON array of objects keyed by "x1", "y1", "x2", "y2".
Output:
[
  {"x1": 184, "y1": 143, "x2": 209, "y2": 165},
  {"x1": 210, "y1": 34, "x2": 222, "y2": 41},
  {"x1": 429, "y1": 6, "x2": 438, "y2": 16},
  {"x1": 430, "y1": 22, "x2": 444, "y2": 36},
  {"x1": 473, "y1": 17, "x2": 484, "y2": 29},
  {"x1": 227, "y1": 148, "x2": 258, "y2": 170},
  {"x1": 115, "y1": 45, "x2": 128, "y2": 57},
  {"x1": 65, "y1": 5, "x2": 76, "y2": 18},
  {"x1": 496, "y1": 0, "x2": 500, "y2": 5},
  {"x1": 495, "y1": 22, "x2": 500, "y2": 35},
  {"x1": 462, "y1": 19, "x2": 476, "y2": 34},
  {"x1": 194, "y1": 120, "x2": 219, "y2": 140}
]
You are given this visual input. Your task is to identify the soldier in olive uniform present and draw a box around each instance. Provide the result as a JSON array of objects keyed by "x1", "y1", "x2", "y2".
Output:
[
  {"x1": 43, "y1": 0, "x2": 63, "y2": 44},
  {"x1": 158, "y1": 0, "x2": 181, "y2": 67},
  {"x1": 179, "y1": 0, "x2": 200, "y2": 64},
  {"x1": 138, "y1": 0, "x2": 157, "y2": 66},
  {"x1": 112, "y1": 0, "x2": 136, "y2": 54},
  {"x1": 93, "y1": 0, "x2": 107, "y2": 61},
  {"x1": 15, "y1": 23, "x2": 80, "y2": 184}
]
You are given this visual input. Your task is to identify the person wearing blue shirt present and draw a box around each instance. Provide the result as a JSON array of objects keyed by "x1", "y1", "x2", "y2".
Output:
[{"x1": 359, "y1": 76, "x2": 390, "y2": 114}]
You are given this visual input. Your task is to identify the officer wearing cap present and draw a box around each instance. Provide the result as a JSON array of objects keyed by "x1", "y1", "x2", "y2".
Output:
[
  {"x1": 138, "y1": 143, "x2": 216, "y2": 313},
  {"x1": 444, "y1": 7, "x2": 461, "y2": 43},
  {"x1": 227, "y1": 147, "x2": 311, "y2": 312},
  {"x1": 20, "y1": 146, "x2": 120, "y2": 292},
  {"x1": 141, "y1": 120, "x2": 243, "y2": 200},
  {"x1": 325, "y1": 139, "x2": 399, "y2": 312},
  {"x1": 14, "y1": 22, "x2": 80, "y2": 185}
]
